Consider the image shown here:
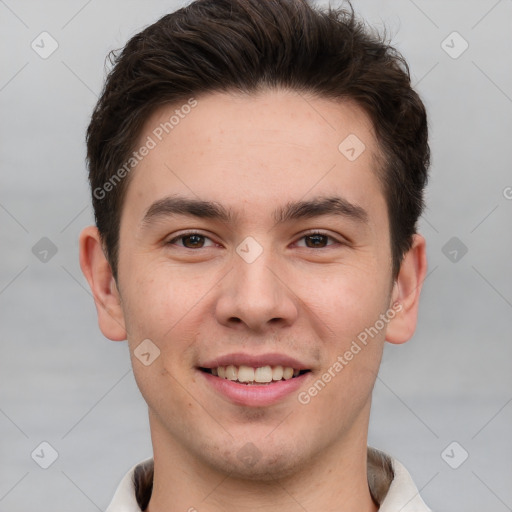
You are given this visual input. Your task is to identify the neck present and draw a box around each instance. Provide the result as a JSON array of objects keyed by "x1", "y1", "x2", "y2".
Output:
[{"x1": 146, "y1": 411, "x2": 378, "y2": 512}]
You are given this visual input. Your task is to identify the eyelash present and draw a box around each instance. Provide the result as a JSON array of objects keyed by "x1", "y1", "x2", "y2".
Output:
[{"x1": 167, "y1": 230, "x2": 342, "y2": 249}]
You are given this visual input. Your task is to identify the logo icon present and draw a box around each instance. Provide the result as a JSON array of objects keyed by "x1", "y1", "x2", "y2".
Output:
[
  {"x1": 32, "y1": 237, "x2": 58, "y2": 263},
  {"x1": 442, "y1": 236, "x2": 468, "y2": 263},
  {"x1": 236, "y1": 442, "x2": 262, "y2": 467},
  {"x1": 236, "y1": 236, "x2": 263, "y2": 264},
  {"x1": 441, "y1": 32, "x2": 469, "y2": 59},
  {"x1": 134, "y1": 339, "x2": 161, "y2": 366},
  {"x1": 338, "y1": 134, "x2": 366, "y2": 161},
  {"x1": 441, "y1": 441, "x2": 469, "y2": 469},
  {"x1": 31, "y1": 32, "x2": 59, "y2": 59},
  {"x1": 31, "y1": 441, "x2": 59, "y2": 469}
]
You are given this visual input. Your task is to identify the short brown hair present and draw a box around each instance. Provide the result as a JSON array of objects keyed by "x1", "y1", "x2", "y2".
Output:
[{"x1": 86, "y1": 0, "x2": 429, "y2": 281}]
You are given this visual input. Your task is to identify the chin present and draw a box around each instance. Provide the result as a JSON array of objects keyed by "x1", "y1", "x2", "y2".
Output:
[{"x1": 201, "y1": 440, "x2": 311, "y2": 482}]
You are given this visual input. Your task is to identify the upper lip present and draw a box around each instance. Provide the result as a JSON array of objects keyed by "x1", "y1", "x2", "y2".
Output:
[{"x1": 199, "y1": 352, "x2": 310, "y2": 370}]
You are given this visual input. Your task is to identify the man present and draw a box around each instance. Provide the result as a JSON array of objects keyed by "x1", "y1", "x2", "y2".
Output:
[{"x1": 79, "y1": 0, "x2": 431, "y2": 510}]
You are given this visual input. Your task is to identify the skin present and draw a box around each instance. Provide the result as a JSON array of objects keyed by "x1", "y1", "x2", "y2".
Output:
[{"x1": 80, "y1": 88, "x2": 427, "y2": 512}]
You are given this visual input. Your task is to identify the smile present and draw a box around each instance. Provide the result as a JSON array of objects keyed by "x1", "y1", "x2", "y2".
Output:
[{"x1": 200, "y1": 365, "x2": 311, "y2": 385}]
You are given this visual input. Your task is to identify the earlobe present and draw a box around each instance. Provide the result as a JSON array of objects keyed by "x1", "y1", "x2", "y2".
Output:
[
  {"x1": 385, "y1": 234, "x2": 427, "y2": 345},
  {"x1": 79, "y1": 226, "x2": 127, "y2": 341}
]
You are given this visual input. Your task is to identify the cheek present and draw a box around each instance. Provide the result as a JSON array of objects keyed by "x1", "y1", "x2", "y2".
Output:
[
  {"x1": 130, "y1": 353, "x2": 207, "y2": 445},
  {"x1": 120, "y1": 263, "x2": 207, "y2": 393},
  {"x1": 298, "y1": 262, "x2": 391, "y2": 340},
  {"x1": 295, "y1": 263, "x2": 390, "y2": 398},
  {"x1": 123, "y1": 268, "x2": 202, "y2": 411},
  {"x1": 297, "y1": 284, "x2": 387, "y2": 430},
  {"x1": 121, "y1": 261, "x2": 189, "y2": 339}
]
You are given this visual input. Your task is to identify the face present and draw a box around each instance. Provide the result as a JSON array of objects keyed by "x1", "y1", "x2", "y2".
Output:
[{"x1": 115, "y1": 89, "x2": 398, "y2": 479}]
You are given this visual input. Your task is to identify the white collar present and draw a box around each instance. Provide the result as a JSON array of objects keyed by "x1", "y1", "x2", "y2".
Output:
[{"x1": 106, "y1": 448, "x2": 432, "y2": 512}]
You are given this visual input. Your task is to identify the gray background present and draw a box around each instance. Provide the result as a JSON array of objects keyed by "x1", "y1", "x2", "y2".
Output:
[{"x1": 1, "y1": 0, "x2": 511, "y2": 510}]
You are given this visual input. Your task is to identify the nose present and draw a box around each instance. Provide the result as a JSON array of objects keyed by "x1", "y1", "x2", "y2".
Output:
[{"x1": 214, "y1": 248, "x2": 299, "y2": 333}]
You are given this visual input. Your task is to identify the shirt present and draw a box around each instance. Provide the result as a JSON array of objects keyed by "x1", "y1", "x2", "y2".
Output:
[{"x1": 106, "y1": 447, "x2": 432, "y2": 511}]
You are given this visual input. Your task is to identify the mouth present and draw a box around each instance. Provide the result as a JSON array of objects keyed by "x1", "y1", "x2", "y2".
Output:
[
  {"x1": 198, "y1": 365, "x2": 311, "y2": 385},
  {"x1": 197, "y1": 353, "x2": 313, "y2": 406}
]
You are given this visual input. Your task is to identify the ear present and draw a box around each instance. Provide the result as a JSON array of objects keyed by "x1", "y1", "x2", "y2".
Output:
[
  {"x1": 79, "y1": 226, "x2": 127, "y2": 341},
  {"x1": 385, "y1": 233, "x2": 427, "y2": 345}
]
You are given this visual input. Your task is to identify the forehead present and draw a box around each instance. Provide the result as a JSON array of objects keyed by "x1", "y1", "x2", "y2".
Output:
[{"x1": 123, "y1": 89, "x2": 386, "y2": 228}]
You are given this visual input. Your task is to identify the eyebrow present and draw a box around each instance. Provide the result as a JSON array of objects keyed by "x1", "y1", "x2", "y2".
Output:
[
  {"x1": 140, "y1": 194, "x2": 369, "y2": 229},
  {"x1": 274, "y1": 196, "x2": 368, "y2": 225}
]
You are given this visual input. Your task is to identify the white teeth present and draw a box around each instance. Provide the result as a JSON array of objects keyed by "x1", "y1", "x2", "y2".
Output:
[
  {"x1": 238, "y1": 365, "x2": 255, "y2": 383},
  {"x1": 209, "y1": 364, "x2": 303, "y2": 383},
  {"x1": 225, "y1": 365, "x2": 237, "y2": 380},
  {"x1": 283, "y1": 367, "x2": 294, "y2": 380},
  {"x1": 272, "y1": 365, "x2": 284, "y2": 381},
  {"x1": 254, "y1": 366, "x2": 273, "y2": 383}
]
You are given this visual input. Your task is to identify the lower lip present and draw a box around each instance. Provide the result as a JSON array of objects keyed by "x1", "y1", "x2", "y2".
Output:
[{"x1": 198, "y1": 369, "x2": 310, "y2": 407}]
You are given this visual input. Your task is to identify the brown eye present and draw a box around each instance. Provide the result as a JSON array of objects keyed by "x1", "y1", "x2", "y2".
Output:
[
  {"x1": 168, "y1": 232, "x2": 215, "y2": 249},
  {"x1": 304, "y1": 234, "x2": 329, "y2": 248},
  {"x1": 181, "y1": 234, "x2": 205, "y2": 248},
  {"x1": 296, "y1": 231, "x2": 339, "y2": 249}
]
